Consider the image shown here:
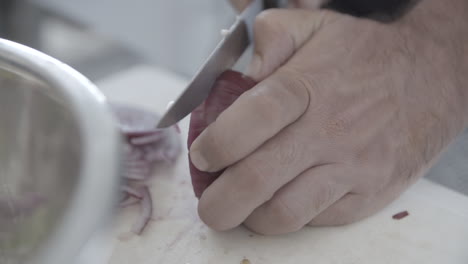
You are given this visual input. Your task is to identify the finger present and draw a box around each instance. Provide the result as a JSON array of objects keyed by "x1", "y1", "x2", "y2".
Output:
[
  {"x1": 197, "y1": 123, "x2": 330, "y2": 231},
  {"x1": 190, "y1": 69, "x2": 310, "y2": 172},
  {"x1": 243, "y1": 165, "x2": 350, "y2": 235},
  {"x1": 189, "y1": 9, "x2": 337, "y2": 173},
  {"x1": 307, "y1": 193, "x2": 370, "y2": 226},
  {"x1": 308, "y1": 178, "x2": 410, "y2": 226},
  {"x1": 246, "y1": 9, "x2": 331, "y2": 81},
  {"x1": 229, "y1": 0, "x2": 252, "y2": 12}
]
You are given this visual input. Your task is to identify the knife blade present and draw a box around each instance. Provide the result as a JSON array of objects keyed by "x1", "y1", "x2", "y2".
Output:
[{"x1": 156, "y1": 0, "x2": 263, "y2": 128}]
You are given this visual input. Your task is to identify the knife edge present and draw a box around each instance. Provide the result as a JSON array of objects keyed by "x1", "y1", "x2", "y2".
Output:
[{"x1": 156, "y1": 19, "x2": 249, "y2": 128}]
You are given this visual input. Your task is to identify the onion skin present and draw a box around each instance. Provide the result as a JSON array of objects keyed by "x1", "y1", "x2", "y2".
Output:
[
  {"x1": 187, "y1": 70, "x2": 257, "y2": 198},
  {"x1": 392, "y1": 211, "x2": 409, "y2": 220}
]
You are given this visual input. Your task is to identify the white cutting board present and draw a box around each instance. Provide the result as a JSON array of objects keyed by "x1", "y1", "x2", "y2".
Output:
[{"x1": 97, "y1": 65, "x2": 468, "y2": 264}]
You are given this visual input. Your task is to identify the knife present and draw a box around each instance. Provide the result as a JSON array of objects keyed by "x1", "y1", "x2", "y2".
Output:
[{"x1": 156, "y1": 0, "x2": 283, "y2": 128}]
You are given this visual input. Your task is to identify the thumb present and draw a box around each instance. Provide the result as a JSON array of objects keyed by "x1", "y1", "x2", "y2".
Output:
[{"x1": 246, "y1": 9, "x2": 336, "y2": 81}]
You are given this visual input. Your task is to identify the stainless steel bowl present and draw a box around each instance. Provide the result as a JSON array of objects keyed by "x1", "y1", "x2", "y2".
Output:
[{"x1": 0, "y1": 38, "x2": 120, "y2": 264}]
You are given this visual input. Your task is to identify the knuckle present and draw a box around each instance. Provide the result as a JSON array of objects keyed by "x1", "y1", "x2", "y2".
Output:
[
  {"x1": 316, "y1": 9, "x2": 346, "y2": 25},
  {"x1": 248, "y1": 71, "x2": 311, "y2": 127},
  {"x1": 310, "y1": 181, "x2": 337, "y2": 213},
  {"x1": 276, "y1": 70, "x2": 311, "y2": 109},
  {"x1": 322, "y1": 116, "x2": 350, "y2": 138},
  {"x1": 275, "y1": 70, "x2": 313, "y2": 113},
  {"x1": 253, "y1": 9, "x2": 295, "y2": 52},
  {"x1": 255, "y1": 9, "x2": 284, "y2": 30},
  {"x1": 206, "y1": 124, "x2": 236, "y2": 167},
  {"x1": 270, "y1": 132, "x2": 302, "y2": 166},
  {"x1": 237, "y1": 158, "x2": 273, "y2": 195},
  {"x1": 267, "y1": 197, "x2": 305, "y2": 233},
  {"x1": 248, "y1": 86, "x2": 282, "y2": 126},
  {"x1": 197, "y1": 197, "x2": 231, "y2": 231}
]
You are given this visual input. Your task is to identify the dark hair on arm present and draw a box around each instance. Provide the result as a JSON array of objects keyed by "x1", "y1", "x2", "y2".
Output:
[{"x1": 323, "y1": 0, "x2": 420, "y2": 22}]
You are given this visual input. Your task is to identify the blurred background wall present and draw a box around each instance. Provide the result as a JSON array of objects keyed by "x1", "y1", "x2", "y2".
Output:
[{"x1": 0, "y1": 0, "x2": 238, "y2": 80}]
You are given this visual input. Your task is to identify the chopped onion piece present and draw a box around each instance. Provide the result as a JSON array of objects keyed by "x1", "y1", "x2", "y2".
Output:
[
  {"x1": 111, "y1": 102, "x2": 181, "y2": 235},
  {"x1": 131, "y1": 186, "x2": 153, "y2": 235},
  {"x1": 120, "y1": 185, "x2": 143, "y2": 199}
]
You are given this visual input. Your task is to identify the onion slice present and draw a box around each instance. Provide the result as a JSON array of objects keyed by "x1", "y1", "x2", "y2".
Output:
[
  {"x1": 131, "y1": 186, "x2": 153, "y2": 235},
  {"x1": 120, "y1": 185, "x2": 143, "y2": 199},
  {"x1": 111, "y1": 102, "x2": 181, "y2": 235},
  {"x1": 119, "y1": 198, "x2": 140, "y2": 208}
]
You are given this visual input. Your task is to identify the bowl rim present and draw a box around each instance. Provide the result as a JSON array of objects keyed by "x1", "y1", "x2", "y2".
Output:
[{"x1": 0, "y1": 38, "x2": 121, "y2": 264}]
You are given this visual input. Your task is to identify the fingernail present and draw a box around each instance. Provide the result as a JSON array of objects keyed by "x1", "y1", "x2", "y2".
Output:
[
  {"x1": 246, "y1": 54, "x2": 262, "y2": 80},
  {"x1": 190, "y1": 149, "x2": 210, "y2": 171}
]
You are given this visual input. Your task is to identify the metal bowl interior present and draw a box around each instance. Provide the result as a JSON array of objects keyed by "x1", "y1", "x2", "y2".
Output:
[
  {"x1": 0, "y1": 39, "x2": 120, "y2": 264},
  {"x1": 0, "y1": 70, "x2": 79, "y2": 263}
]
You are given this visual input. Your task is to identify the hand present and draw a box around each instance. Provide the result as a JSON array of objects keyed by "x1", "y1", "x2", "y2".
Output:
[{"x1": 190, "y1": 0, "x2": 468, "y2": 235}]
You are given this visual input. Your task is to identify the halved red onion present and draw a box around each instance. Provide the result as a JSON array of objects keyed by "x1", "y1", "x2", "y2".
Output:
[{"x1": 187, "y1": 70, "x2": 257, "y2": 198}]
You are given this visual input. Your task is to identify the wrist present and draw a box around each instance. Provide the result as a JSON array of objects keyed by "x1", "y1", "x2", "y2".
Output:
[{"x1": 399, "y1": 0, "x2": 468, "y2": 124}]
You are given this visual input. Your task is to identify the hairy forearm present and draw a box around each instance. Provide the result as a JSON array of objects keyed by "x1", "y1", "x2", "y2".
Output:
[
  {"x1": 323, "y1": 0, "x2": 417, "y2": 17},
  {"x1": 404, "y1": 0, "x2": 468, "y2": 32},
  {"x1": 410, "y1": 0, "x2": 468, "y2": 107}
]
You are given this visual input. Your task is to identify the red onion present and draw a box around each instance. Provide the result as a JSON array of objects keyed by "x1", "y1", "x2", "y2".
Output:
[
  {"x1": 392, "y1": 211, "x2": 409, "y2": 220},
  {"x1": 187, "y1": 70, "x2": 257, "y2": 198},
  {"x1": 111, "y1": 71, "x2": 254, "y2": 233}
]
